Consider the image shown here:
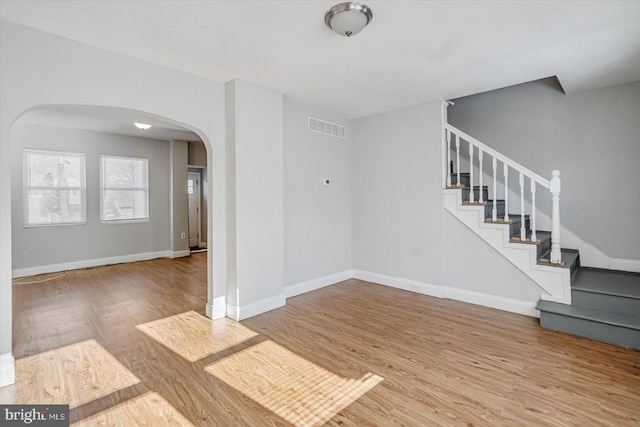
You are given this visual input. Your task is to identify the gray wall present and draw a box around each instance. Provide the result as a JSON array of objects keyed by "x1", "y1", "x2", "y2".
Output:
[
  {"x1": 11, "y1": 123, "x2": 172, "y2": 270},
  {"x1": 284, "y1": 98, "x2": 351, "y2": 285},
  {"x1": 170, "y1": 140, "x2": 189, "y2": 253},
  {"x1": 188, "y1": 140, "x2": 207, "y2": 167},
  {"x1": 449, "y1": 79, "x2": 640, "y2": 261},
  {"x1": 352, "y1": 101, "x2": 444, "y2": 285},
  {"x1": 188, "y1": 140, "x2": 208, "y2": 246}
]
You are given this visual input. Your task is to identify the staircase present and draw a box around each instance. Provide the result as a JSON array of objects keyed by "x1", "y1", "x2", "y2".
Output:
[
  {"x1": 441, "y1": 111, "x2": 640, "y2": 350},
  {"x1": 537, "y1": 269, "x2": 640, "y2": 349}
]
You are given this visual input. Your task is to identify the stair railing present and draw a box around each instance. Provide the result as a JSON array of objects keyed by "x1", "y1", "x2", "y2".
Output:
[{"x1": 443, "y1": 123, "x2": 562, "y2": 264}]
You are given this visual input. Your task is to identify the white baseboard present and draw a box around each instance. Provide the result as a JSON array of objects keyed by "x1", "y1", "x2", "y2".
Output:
[
  {"x1": 352, "y1": 270, "x2": 447, "y2": 298},
  {"x1": 227, "y1": 293, "x2": 286, "y2": 321},
  {"x1": 0, "y1": 353, "x2": 15, "y2": 388},
  {"x1": 352, "y1": 270, "x2": 539, "y2": 318},
  {"x1": 446, "y1": 287, "x2": 539, "y2": 318},
  {"x1": 285, "y1": 270, "x2": 352, "y2": 298},
  {"x1": 199, "y1": 242, "x2": 208, "y2": 249},
  {"x1": 170, "y1": 250, "x2": 191, "y2": 259},
  {"x1": 206, "y1": 296, "x2": 226, "y2": 319},
  {"x1": 12, "y1": 250, "x2": 179, "y2": 278},
  {"x1": 609, "y1": 258, "x2": 640, "y2": 274}
]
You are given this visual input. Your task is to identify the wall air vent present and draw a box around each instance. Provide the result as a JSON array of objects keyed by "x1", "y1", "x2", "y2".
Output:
[{"x1": 308, "y1": 117, "x2": 346, "y2": 139}]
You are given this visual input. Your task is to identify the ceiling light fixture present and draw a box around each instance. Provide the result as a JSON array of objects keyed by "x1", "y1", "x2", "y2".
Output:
[
  {"x1": 325, "y1": 2, "x2": 373, "y2": 37},
  {"x1": 134, "y1": 122, "x2": 152, "y2": 130}
]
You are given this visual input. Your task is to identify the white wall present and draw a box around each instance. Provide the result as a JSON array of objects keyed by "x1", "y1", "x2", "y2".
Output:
[
  {"x1": 283, "y1": 98, "x2": 351, "y2": 288},
  {"x1": 449, "y1": 78, "x2": 640, "y2": 261},
  {"x1": 225, "y1": 80, "x2": 285, "y2": 320},
  {"x1": 11, "y1": 124, "x2": 173, "y2": 273},
  {"x1": 0, "y1": 21, "x2": 228, "y2": 385}
]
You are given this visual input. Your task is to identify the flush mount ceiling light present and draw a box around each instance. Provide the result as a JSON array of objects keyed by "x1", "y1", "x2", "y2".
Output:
[
  {"x1": 325, "y1": 2, "x2": 373, "y2": 37},
  {"x1": 134, "y1": 122, "x2": 152, "y2": 130}
]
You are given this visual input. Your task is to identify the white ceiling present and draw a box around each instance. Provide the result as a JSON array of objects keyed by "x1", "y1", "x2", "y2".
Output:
[{"x1": 1, "y1": 0, "x2": 639, "y2": 120}]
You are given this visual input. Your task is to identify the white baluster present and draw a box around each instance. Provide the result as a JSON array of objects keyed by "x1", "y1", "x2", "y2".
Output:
[
  {"x1": 503, "y1": 164, "x2": 509, "y2": 222},
  {"x1": 519, "y1": 172, "x2": 526, "y2": 240},
  {"x1": 478, "y1": 150, "x2": 484, "y2": 203},
  {"x1": 492, "y1": 157, "x2": 497, "y2": 222},
  {"x1": 530, "y1": 179, "x2": 537, "y2": 242},
  {"x1": 469, "y1": 143, "x2": 474, "y2": 203},
  {"x1": 446, "y1": 130, "x2": 451, "y2": 187},
  {"x1": 455, "y1": 134, "x2": 461, "y2": 188},
  {"x1": 550, "y1": 170, "x2": 562, "y2": 264}
]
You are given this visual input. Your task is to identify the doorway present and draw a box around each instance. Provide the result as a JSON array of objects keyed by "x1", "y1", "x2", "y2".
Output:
[{"x1": 187, "y1": 171, "x2": 201, "y2": 250}]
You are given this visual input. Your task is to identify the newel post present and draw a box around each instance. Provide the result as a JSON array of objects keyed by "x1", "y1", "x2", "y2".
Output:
[
  {"x1": 550, "y1": 170, "x2": 562, "y2": 264},
  {"x1": 441, "y1": 99, "x2": 450, "y2": 189}
]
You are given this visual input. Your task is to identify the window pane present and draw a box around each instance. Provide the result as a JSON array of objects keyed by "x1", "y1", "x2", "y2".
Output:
[
  {"x1": 24, "y1": 150, "x2": 86, "y2": 226},
  {"x1": 103, "y1": 157, "x2": 147, "y2": 189},
  {"x1": 28, "y1": 153, "x2": 83, "y2": 187},
  {"x1": 103, "y1": 190, "x2": 148, "y2": 221},
  {"x1": 101, "y1": 155, "x2": 149, "y2": 222},
  {"x1": 27, "y1": 189, "x2": 84, "y2": 224}
]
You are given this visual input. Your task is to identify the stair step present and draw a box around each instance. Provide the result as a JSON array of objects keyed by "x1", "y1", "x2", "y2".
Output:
[
  {"x1": 461, "y1": 186, "x2": 489, "y2": 202},
  {"x1": 537, "y1": 300, "x2": 640, "y2": 349},
  {"x1": 450, "y1": 173, "x2": 470, "y2": 187},
  {"x1": 511, "y1": 228, "x2": 546, "y2": 244},
  {"x1": 573, "y1": 268, "x2": 640, "y2": 297},
  {"x1": 538, "y1": 248, "x2": 580, "y2": 273},
  {"x1": 571, "y1": 268, "x2": 640, "y2": 316}
]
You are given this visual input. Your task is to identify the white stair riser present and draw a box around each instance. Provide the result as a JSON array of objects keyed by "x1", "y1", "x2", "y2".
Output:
[{"x1": 444, "y1": 190, "x2": 571, "y2": 304}]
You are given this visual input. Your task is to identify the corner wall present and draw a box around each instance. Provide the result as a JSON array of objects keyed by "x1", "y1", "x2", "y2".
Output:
[
  {"x1": 283, "y1": 98, "x2": 352, "y2": 296},
  {"x1": 170, "y1": 140, "x2": 189, "y2": 255},
  {"x1": 225, "y1": 80, "x2": 285, "y2": 320},
  {"x1": 352, "y1": 101, "x2": 444, "y2": 286},
  {"x1": 351, "y1": 100, "x2": 543, "y2": 315}
]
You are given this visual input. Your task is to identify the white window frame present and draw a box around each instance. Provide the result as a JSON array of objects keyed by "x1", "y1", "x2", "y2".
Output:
[
  {"x1": 100, "y1": 154, "x2": 149, "y2": 224},
  {"x1": 23, "y1": 149, "x2": 87, "y2": 227}
]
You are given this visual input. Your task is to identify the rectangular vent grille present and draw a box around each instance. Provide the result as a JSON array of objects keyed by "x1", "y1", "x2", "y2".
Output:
[{"x1": 308, "y1": 117, "x2": 346, "y2": 139}]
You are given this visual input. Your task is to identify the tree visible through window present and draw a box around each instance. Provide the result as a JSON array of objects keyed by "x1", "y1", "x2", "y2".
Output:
[
  {"x1": 23, "y1": 149, "x2": 86, "y2": 226},
  {"x1": 100, "y1": 155, "x2": 149, "y2": 222}
]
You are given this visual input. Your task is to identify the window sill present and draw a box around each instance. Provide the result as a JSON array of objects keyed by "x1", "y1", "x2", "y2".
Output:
[
  {"x1": 100, "y1": 218, "x2": 150, "y2": 225},
  {"x1": 24, "y1": 222, "x2": 87, "y2": 228}
]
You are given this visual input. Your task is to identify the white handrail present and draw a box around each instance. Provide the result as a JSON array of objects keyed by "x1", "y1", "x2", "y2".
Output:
[
  {"x1": 444, "y1": 123, "x2": 550, "y2": 189},
  {"x1": 444, "y1": 122, "x2": 562, "y2": 265}
]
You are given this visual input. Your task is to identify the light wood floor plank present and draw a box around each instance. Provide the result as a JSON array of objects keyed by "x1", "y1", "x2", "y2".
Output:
[{"x1": 1, "y1": 254, "x2": 639, "y2": 426}]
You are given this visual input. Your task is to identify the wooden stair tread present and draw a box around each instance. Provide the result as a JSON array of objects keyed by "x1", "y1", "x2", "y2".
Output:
[
  {"x1": 537, "y1": 248, "x2": 579, "y2": 269},
  {"x1": 538, "y1": 258, "x2": 566, "y2": 267},
  {"x1": 485, "y1": 218, "x2": 513, "y2": 223},
  {"x1": 510, "y1": 236, "x2": 542, "y2": 243}
]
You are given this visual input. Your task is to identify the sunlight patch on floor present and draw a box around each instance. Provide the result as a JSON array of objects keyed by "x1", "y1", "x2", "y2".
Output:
[
  {"x1": 136, "y1": 311, "x2": 258, "y2": 362},
  {"x1": 72, "y1": 391, "x2": 194, "y2": 426},
  {"x1": 0, "y1": 339, "x2": 139, "y2": 408},
  {"x1": 206, "y1": 340, "x2": 383, "y2": 427}
]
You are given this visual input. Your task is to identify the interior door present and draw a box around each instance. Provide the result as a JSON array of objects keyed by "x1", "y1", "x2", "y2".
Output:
[{"x1": 187, "y1": 172, "x2": 200, "y2": 248}]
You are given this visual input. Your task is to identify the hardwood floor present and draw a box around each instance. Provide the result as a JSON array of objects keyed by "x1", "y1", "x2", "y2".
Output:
[{"x1": 2, "y1": 254, "x2": 639, "y2": 426}]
